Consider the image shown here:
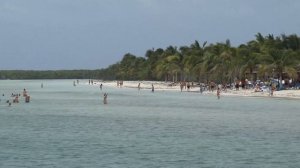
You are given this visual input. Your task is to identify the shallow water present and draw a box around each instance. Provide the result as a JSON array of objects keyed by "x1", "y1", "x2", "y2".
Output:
[{"x1": 0, "y1": 80, "x2": 300, "y2": 167}]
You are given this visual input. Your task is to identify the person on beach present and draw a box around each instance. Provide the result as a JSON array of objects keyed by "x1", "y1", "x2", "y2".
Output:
[
  {"x1": 254, "y1": 84, "x2": 261, "y2": 92},
  {"x1": 151, "y1": 84, "x2": 154, "y2": 92},
  {"x1": 187, "y1": 82, "x2": 191, "y2": 92},
  {"x1": 180, "y1": 82, "x2": 184, "y2": 92},
  {"x1": 270, "y1": 84, "x2": 275, "y2": 96},
  {"x1": 209, "y1": 81, "x2": 215, "y2": 92},
  {"x1": 223, "y1": 83, "x2": 227, "y2": 92},
  {"x1": 103, "y1": 93, "x2": 108, "y2": 104},
  {"x1": 200, "y1": 84, "x2": 203, "y2": 94},
  {"x1": 235, "y1": 80, "x2": 240, "y2": 91},
  {"x1": 217, "y1": 87, "x2": 221, "y2": 99},
  {"x1": 269, "y1": 83, "x2": 272, "y2": 96}
]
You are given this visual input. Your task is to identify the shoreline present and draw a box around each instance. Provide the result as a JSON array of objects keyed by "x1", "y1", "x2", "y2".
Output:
[{"x1": 90, "y1": 80, "x2": 300, "y2": 100}]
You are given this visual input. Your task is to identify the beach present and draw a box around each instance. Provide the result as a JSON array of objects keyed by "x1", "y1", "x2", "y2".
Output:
[{"x1": 93, "y1": 80, "x2": 300, "y2": 99}]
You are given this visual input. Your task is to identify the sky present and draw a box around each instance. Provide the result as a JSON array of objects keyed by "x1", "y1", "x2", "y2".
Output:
[{"x1": 0, "y1": 0, "x2": 300, "y2": 70}]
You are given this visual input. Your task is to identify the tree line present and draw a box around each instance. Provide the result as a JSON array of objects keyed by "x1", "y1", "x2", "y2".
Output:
[
  {"x1": 0, "y1": 70, "x2": 97, "y2": 79},
  {"x1": 1, "y1": 33, "x2": 300, "y2": 85},
  {"x1": 107, "y1": 33, "x2": 300, "y2": 84}
]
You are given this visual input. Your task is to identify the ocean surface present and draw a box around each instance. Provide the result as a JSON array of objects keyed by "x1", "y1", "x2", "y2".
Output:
[{"x1": 0, "y1": 80, "x2": 300, "y2": 168}]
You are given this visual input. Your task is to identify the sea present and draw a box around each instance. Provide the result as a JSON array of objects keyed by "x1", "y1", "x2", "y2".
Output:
[{"x1": 0, "y1": 80, "x2": 299, "y2": 168}]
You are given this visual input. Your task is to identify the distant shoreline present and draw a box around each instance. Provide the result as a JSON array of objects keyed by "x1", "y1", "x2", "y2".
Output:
[{"x1": 90, "y1": 80, "x2": 300, "y2": 100}]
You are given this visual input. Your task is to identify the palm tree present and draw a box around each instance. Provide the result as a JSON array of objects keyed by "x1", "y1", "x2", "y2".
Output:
[
  {"x1": 202, "y1": 40, "x2": 235, "y2": 84},
  {"x1": 144, "y1": 48, "x2": 165, "y2": 80},
  {"x1": 260, "y1": 48, "x2": 299, "y2": 89},
  {"x1": 238, "y1": 43, "x2": 261, "y2": 82},
  {"x1": 165, "y1": 54, "x2": 182, "y2": 82},
  {"x1": 201, "y1": 49, "x2": 217, "y2": 83},
  {"x1": 254, "y1": 33, "x2": 300, "y2": 89},
  {"x1": 180, "y1": 40, "x2": 207, "y2": 82},
  {"x1": 154, "y1": 54, "x2": 181, "y2": 82}
]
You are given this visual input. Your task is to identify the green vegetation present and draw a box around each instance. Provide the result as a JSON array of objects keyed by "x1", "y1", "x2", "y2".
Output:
[
  {"x1": 1, "y1": 33, "x2": 300, "y2": 84},
  {"x1": 0, "y1": 70, "x2": 97, "y2": 80},
  {"x1": 106, "y1": 33, "x2": 300, "y2": 84}
]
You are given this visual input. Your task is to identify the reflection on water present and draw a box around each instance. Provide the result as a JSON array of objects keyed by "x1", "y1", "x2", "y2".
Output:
[{"x1": 0, "y1": 80, "x2": 300, "y2": 167}]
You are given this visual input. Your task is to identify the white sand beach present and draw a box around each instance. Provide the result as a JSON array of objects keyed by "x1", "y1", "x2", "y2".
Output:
[{"x1": 91, "y1": 80, "x2": 300, "y2": 99}]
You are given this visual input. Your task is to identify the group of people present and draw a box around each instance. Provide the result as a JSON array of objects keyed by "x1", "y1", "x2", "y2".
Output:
[
  {"x1": 177, "y1": 81, "x2": 222, "y2": 99},
  {"x1": 1, "y1": 88, "x2": 30, "y2": 107},
  {"x1": 88, "y1": 79, "x2": 94, "y2": 85},
  {"x1": 179, "y1": 81, "x2": 194, "y2": 92},
  {"x1": 137, "y1": 82, "x2": 154, "y2": 92},
  {"x1": 98, "y1": 80, "x2": 225, "y2": 105}
]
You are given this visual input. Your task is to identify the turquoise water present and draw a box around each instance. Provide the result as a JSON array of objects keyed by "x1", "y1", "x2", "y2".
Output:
[{"x1": 0, "y1": 80, "x2": 300, "y2": 168}]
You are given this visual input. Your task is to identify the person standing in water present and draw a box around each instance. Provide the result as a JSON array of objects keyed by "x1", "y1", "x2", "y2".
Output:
[
  {"x1": 138, "y1": 83, "x2": 141, "y2": 91},
  {"x1": 23, "y1": 88, "x2": 27, "y2": 97},
  {"x1": 1, "y1": 94, "x2": 4, "y2": 102},
  {"x1": 100, "y1": 83, "x2": 103, "y2": 90},
  {"x1": 103, "y1": 93, "x2": 108, "y2": 104},
  {"x1": 151, "y1": 84, "x2": 154, "y2": 92},
  {"x1": 217, "y1": 87, "x2": 221, "y2": 99},
  {"x1": 180, "y1": 82, "x2": 184, "y2": 92},
  {"x1": 200, "y1": 84, "x2": 203, "y2": 94}
]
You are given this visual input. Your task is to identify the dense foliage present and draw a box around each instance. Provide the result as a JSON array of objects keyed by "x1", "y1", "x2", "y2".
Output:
[
  {"x1": 1, "y1": 33, "x2": 300, "y2": 84},
  {"x1": 0, "y1": 70, "x2": 97, "y2": 79},
  {"x1": 106, "y1": 33, "x2": 300, "y2": 84}
]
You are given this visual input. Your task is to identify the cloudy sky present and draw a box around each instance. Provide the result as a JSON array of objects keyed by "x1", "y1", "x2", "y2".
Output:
[{"x1": 0, "y1": 0, "x2": 300, "y2": 70}]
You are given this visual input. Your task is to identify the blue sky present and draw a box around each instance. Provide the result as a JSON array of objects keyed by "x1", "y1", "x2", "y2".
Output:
[{"x1": 0, "y1": 0, "x2": 300, "y2": 70}]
